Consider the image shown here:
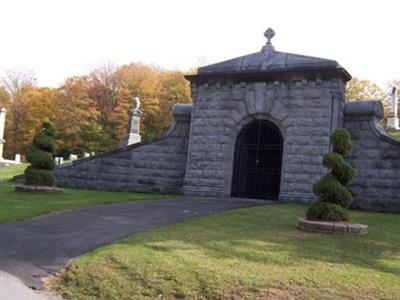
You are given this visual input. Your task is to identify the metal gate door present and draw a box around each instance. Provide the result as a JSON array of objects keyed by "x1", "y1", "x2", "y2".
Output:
[{"x1": 231, "y1": 120, "x2": 283, "y2": 200}]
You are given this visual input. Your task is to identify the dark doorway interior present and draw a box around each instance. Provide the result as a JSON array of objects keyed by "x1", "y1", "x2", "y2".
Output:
[{"x1": 231, "y1": 120, "x2": 283, "y2": 200}]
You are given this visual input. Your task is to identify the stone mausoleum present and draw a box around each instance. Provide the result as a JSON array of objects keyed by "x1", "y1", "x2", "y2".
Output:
[{"x1": 56, "y1": 29, "x2": 400, "y2": 212}]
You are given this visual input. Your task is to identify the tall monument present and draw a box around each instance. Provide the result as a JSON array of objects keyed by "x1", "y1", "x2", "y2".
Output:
[
  {"x1": 387, "y1": 87, "x2": 399, "y2": 130},
  {"x1": 123, "y1": 96, "x2": 142, "y2": 146},
  {"x1": 0, "y1": 107, "x2": 6, "y2": 160}
]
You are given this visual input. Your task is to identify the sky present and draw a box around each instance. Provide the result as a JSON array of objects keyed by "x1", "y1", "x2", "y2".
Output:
[{"x1": 0, "y1": 0, "x2": 399, "y2": 87}]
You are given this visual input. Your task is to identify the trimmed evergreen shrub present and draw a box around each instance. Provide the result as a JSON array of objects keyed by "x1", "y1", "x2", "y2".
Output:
[
  {"x1": 307, "y1": 129, "x2": 356, "y2": 221},
  {"x1": 25, "y1": 121, "x2": 56, "y2": 186},
  {"x1": 306, "y1": 202, "x2": 350, "y2": 221},
  {"x1": 24, "y1": 166, "x2": 56, "y2": 186}
]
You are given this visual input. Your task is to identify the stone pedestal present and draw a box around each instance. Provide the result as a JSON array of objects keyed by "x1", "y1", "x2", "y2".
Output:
[
  {"x1": 387, "y1": 115, "x2": 399, "y2": 130},
  {"x1": 125, "y1": 132, "x2": 141, "y2": 145},
  {"x1": 123, "y1": 109, "x2": 142, "y2": 146}
]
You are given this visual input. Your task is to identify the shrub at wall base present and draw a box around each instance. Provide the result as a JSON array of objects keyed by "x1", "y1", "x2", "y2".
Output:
[
  {"x1": 306, "y1": 129, "x2": 355, "y2": 221},
  {"x1": 24, "y1": 121, "x2": 56, "y2": 187}
]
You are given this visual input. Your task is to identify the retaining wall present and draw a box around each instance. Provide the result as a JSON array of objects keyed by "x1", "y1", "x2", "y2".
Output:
[
  {"x1": 344, "y1": 101, "x2": 400, "y2": 212},
  {"x1": 55, "y1": 104, "x2": 192, "y2": 193}
]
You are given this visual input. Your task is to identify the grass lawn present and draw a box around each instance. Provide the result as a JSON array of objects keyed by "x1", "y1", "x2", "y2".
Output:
[
  {"x1": 0, "y1": 162, "x2": 28, "y2": 181},
  {"x1": 387, "y1": 129, "x2": 400, "y2": 140},
  {"x1": 56, "y1": 204, "x2": 400, "y2": 300},
  {"x1": 0, "y1": 164, "x2": 179, "y2": 224}
]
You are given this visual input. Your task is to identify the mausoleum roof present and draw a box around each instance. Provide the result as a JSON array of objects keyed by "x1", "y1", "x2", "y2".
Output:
[{"x1": 188, "y1": 28, "x2": 351, "y2": 81}]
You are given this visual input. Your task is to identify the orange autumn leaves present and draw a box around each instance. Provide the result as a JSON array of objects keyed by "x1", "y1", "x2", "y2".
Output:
[{"x1": 0, "y1": 64, "x2": 191, "y2": 158}]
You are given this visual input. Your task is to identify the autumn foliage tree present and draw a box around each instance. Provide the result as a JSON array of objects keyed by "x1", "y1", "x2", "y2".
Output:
[
  {"x1": 0, "y1": 70, "x2": 60, "y2": 157},
  {"x1": 345, "y1": 77, "x2": 386, "y2": 101},
  {"x1": 55, "y1": 76, "x2": 100, "y2": 154},
  {"x1": 0, "y1": 64, "x2": 191, "y2": 159}
]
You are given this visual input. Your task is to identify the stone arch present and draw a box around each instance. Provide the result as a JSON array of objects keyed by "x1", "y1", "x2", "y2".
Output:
[{"x1": 222, "y1": 113, "x2": 286, "y2": 198}]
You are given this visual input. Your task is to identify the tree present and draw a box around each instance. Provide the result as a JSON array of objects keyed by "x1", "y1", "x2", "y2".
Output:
[
  {"x1": 306, "y1": 129, "x2": 356, "y2": 221},
  {"x1": 0, "y1": 63, "x2": 192, "y2": 157},
  {"x1": 80, "y1": 121, "x2": 114, "y2": 153},
  {"x1": 0, "y1": 69, "x2": 39, "y2": 157},
  {"x1": 110, "y1": 64, "x2": 161, "y2": 141},
  {"x1": 0, "y1": 87, "x2": 9, "y2": 106},
  {"x1": 19, "y1": 87, "x2": 58, "y2": 151},
  {"x1": 25, "y1": 121, "x2": 56, "y2": 186},
  {"x1": 110, "y1": 64, "x2": 191, "y2": 142},
  {"x1": 55, "y1": 76, "x2": 99, "y2": 154},
  {"x1": 346, "y1": 77, "x2": 386, "y2": 101},
  {"x1": 88, "y1": 63, "x2": 118, "y2": 132},
  {"x1": 159, "y1": 71, "x2": 191, "y2": 131},
  {"x1": 0, "y1": 86, "x2": 58, "y2": 158}
]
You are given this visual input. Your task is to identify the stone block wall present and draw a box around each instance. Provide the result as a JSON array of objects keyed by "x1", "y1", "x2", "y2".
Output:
[
  {"x1": 344, "y1": 101, "x2": 400, "y2": 212},
  {"x1": 55, "y1": 104, "x2": 192, "y2": 193},
  {"x1": 182, "y1": 76, "x2": 347, "y2": 201}
]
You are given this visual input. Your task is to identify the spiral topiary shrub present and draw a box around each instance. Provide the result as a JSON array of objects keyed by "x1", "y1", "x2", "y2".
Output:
[
  {"x1": 306, "y1": 129, "x2": 356, "y2": 221},
  {"x1": 25, "y1": 121, "x2": 56, "y2": 186}
]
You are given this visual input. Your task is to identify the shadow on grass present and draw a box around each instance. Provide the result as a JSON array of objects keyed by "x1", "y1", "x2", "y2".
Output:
[{"x1": 118, "y1": 204, "x2": 400, "y2": 277}]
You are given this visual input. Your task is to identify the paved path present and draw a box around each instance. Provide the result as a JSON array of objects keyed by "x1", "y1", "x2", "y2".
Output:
[
  {"x1": 0, "y1": 197, "x2": 268, "y2": 290},
  {"x1": 0, "y1": 271, "x2": 60, "y2": 300}
]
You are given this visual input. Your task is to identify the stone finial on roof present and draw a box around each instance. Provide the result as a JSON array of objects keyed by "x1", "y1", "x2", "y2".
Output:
[{"x1": 262, "y1": 28, "x2": 275, "y2": 52}]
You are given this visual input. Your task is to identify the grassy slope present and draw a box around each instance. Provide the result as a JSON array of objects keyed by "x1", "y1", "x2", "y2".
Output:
[
  {"x1": 57, "y1": 204, "x2": 400, "y2": 300},
  {"x1": 0, "y1": 164, "x2": 179, "y2": 224},
  {"x1": 387, "y1": 129, "x2": 400, "y2": 140}
]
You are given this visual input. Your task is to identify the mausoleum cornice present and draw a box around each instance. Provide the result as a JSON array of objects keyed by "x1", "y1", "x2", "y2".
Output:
[{"x1": 186, "y1": 28, "x2": 351, "y2": 84}]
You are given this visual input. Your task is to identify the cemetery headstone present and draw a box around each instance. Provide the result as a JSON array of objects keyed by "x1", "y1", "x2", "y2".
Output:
[
  {"x1": 387, "y1": 87, "x2": 399, "y2": 129},
  {"x1": 122, "y1": 96, "x2": 142, "y2": 146}
]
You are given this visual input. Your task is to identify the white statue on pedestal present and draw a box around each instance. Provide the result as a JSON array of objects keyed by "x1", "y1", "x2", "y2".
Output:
[
  {"x1": 387, "y1": 87, "x2": 399, "y2": 130},
  {"x1": 123, "y1": 96, "x2": 143, "y2": 146},
  {"x1": 132, "y1": 96, "x2": 142, "y2": 114}
]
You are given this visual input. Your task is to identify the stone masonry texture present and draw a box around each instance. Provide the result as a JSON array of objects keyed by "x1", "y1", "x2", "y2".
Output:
[
  {"x1": 56, "y1": 104, "x2": 191, "y2": 193},
  {"x1": 181, "y1": 78, "x2": 347, "y2": 202},
  {"x1": 345, "y1": 101, "x2": 400, "y2": 212}
]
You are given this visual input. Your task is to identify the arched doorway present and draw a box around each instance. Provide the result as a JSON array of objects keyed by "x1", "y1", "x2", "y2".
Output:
[{"x1": 231, "y1": 119, "x2": 283, "y2": 200}]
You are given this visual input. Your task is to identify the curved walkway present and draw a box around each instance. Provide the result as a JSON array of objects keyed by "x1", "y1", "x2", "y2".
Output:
[{"x1": 0, "y1": 197, "x2": 268, "y2": 290}]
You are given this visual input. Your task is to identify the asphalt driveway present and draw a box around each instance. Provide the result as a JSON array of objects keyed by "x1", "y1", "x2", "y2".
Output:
[{"x1": 0, "y1": 197, "x2": 268, "y2": 290}]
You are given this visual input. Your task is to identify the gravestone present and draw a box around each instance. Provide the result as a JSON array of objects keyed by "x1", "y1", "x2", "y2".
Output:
[
  {"x1": 54, "y1": 157, "x2": 64, "y2": 165},
  {"x1": 122, "y1": 96, "x2": 142, "y2": 146},
  {"x1": 387, "y1": 86, "x2": 399, "y2": 129}
]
